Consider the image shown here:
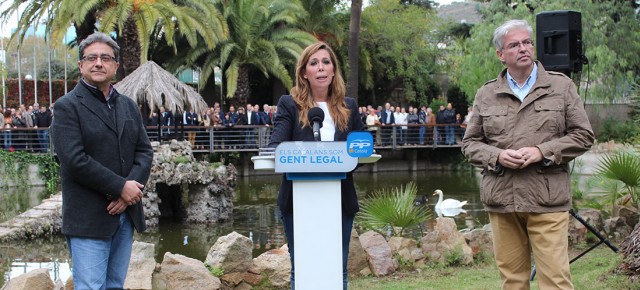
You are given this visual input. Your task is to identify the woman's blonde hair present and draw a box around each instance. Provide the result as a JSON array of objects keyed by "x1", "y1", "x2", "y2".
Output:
[{"x1": 290, "y1": 42, "x2": 350, "y2": 131}]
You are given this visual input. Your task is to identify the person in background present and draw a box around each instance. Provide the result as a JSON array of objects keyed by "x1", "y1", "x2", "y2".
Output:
[
  {"x1": 50, "y1": 32, "x2": 153, "y2": 290},
  {"x1": 461, "y1": 19, "x2": 594, "y2": 289},
  {"x1": 366, "y1": 107, "x2": 381, "y2": 145},
  {"x1": 395, "y1": 107, "x2": 408, "y2": 145},
  {"x1": 34, "y1": 104, "x2": 53, "y2": 152},
  {"x1": 268, "y1": 42, "x2": 366, "y2": 290},
  {"x1": 406, "y1": 107, "x2": 419, "y2": 145},
  {"x1": 3, "y1": 110, "x2": 12, "y2": 150},
  {"x1": 379, "y1": 102, "x2": 395, "y2": 146}
]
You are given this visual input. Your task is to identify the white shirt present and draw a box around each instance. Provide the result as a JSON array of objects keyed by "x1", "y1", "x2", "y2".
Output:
[
  {"x1": 316, "y1": 102, "x2": 335, "y2": 141},
  {"x1": 395, "y1": 112, "x2": 408, "y2": 129}
]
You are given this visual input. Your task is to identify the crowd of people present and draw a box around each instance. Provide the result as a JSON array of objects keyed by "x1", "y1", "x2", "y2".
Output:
[
  {"x1": 2, "y1": 98, "x2": 470, "y2": 152},
  {"x1": 140, "y1": 100, "x2": 471, "y2": 149},
  {"x1": 1, "y1": 103, "x2": 53, "y2": 152}
]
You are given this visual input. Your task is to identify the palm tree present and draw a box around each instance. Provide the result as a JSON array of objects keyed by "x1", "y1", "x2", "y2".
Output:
[
  {"x1": 298, "y1": 0, "x2": 343, "y2": 43},
  {"x1": 1, "y1": 0, "x2": 227, "y2": 77},
  {"x1": 595, "y1": 150, "x2": 640, "y2": 275},
  {"x1": 346, "y1": 0, "x2": 362, "y2": 101},
  {"x1": 169, "y1": 0, "x2": 316, "y2": 105}
]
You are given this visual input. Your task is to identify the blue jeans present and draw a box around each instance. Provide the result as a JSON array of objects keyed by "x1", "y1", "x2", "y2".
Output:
[
  {"x1": 38, "y1": 129, "x2": 49, "y2": 152},
  {"x1": 67, "y1": 213, "x2": 134, "y2": 290},
  {"x1": 446, "y1": 125, "x2": 455, "y2": 145},
  {"x1": 282, "y1": 210, "x2": 355, "y2": 290},
  {"x1": 3, "y1": 130, "x2": 11, "y2": 149}
]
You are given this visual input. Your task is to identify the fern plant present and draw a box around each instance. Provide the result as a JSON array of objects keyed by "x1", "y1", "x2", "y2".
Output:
[{"x1": 357, "y1": 182, "x2": 431, "y2": 237}]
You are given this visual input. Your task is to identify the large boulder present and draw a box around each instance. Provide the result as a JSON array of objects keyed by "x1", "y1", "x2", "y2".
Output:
[
  {"x1": 420, "y1": 217, "x2": 473, "y2": 265},
  {"x1": 124, "y1": 241, "x2": 156, "y2": 290},
  {"x1": 359, "y1": 231, "x2": 397, "y2": 276},
  {"x1": 205, "y1": 231, "x2": 253, "y2": 274},
  {"x1": 618, "y1": 206, "x2": 639, "y2": 228},
  {"x1": 251, "y1": 248, "x2": 291, "y2": 288},
  {"x1": 347, "y1": 229, "x2": 370, "y2": 276},
  {"x1": 3, "y1": 268, "x2": 55, "y2": 290},
  {"x1": 155, "y1": 252, "x2": 221, "y2": 290}
]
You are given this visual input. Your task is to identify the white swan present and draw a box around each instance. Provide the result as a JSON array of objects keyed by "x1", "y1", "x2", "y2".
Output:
[
  {"x1": 435, "y1": 206, "x2": 467, "y2": 218},
  {"x1": 433, "y1": 189, "x2": 468, "y2": 209}
]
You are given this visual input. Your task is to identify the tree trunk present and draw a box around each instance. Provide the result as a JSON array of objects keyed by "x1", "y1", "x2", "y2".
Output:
[
  {"x1": 118, "y1": 16, "x2": 141, "y2": 79},
  {"x1": 74, "y1": 12, "x2": 97, "y2": 46},
  {"x1": 346, "y1": 0, "x2": 362, "y2": 101},
  {"x1": 620, "y1": 223, "x2": 640, "y2": 275},
  {"x1": 233, "y1": 65, "x2": 251, "y2": 107}
]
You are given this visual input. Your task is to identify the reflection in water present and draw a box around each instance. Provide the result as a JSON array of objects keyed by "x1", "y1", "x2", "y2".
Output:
[
  {"x1": 0, "y1": 171, "x2": 484, "y2": 287},
  {"x1": 0, "y1": 186, "x2": 49, "y2": 223}
]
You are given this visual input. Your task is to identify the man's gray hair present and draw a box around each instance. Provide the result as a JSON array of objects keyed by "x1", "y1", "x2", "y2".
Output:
[
  {"x1": 493, "y1": 19, "x2": 533, "y2": 50},
  {"x1": 78, "y1": 32, "x2": 120, "y2": 62}
]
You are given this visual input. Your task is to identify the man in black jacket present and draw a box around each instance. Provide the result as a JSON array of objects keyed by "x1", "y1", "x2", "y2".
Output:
[
  {"x1": 34, "y1": 105, "x2": 52, "y2": 152},
  {"x1": 51, "y1": 32, "x2": 153, "y2": 290}
]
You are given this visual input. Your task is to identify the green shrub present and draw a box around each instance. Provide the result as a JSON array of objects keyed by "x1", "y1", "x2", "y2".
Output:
[
  {"x1": 445, "y1": 245, "x2": 465, "y2": 267},
  {"x1": 598, "y1": 118, "x2": 640, "y2": 144},
  {"x1": 357, "y1": 182, "x2": 431, "y2": 237},
  {"x1": 204, "y1": 264, "x2": 224, "y2": 277}
]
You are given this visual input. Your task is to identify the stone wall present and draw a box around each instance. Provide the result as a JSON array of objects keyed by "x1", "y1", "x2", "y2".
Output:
[{"x1": 143, "y1": 140, "x2": 237, "y2": 227}]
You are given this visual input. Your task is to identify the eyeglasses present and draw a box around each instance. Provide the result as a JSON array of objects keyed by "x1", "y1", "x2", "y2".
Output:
[
  {"x1": 503, "y1": 39, "x2": 534, "y2": 51},
  {"x1": 81, "y1": 54, "x2": 117, "y2": 63}
]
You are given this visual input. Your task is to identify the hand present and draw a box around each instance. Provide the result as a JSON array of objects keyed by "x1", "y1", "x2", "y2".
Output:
[
  {"x1": 497, "y1": 149, "x2": 526, "y2": 169},
  {"x1": 107, "y1": 198, "x2": 127, "y2": 215},
  {"x1": 515, "y1": 147, "x2": 543, "y2": 169},
  {"x1": 120, "y1": 180, "x2": 144, "y2": 206}
]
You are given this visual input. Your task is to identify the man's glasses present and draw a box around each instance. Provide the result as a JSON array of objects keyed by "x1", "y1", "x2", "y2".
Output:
[
  {"x1": 81, "y1": 54, "x2": 117, "y2": 63},
  {"x1": 504, "y1": 39, "x2": 534, "y2": 51}
]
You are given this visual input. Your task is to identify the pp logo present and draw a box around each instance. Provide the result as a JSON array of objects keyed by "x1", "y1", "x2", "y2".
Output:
[{"x1": 347, "y1": 132, "x2": 373, "y2": 157}]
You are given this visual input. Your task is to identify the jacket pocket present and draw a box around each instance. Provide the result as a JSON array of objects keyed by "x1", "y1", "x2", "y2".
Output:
[
  {"x1": 534, "y1": 99, "x2": 564, "y2": 132},
  {"x1": 480, "y1": 170, "x2": 505, "y2": 206},
  {"x1": 479, "y1": 105, "x2": 508, "y2": 135},
  {"x1": 536, "y1": 165, "x2": 571, "y2": 206}
]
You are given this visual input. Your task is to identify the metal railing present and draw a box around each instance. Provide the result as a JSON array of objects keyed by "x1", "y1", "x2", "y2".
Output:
[{"x1": 0, "y1": 124, "x2": 466, "y2": 154}]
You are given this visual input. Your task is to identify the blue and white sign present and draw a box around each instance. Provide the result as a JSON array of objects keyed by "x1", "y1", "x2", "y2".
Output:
[
  {"x1": 275, "y1": 141, "x2": 358, "y2": 173},
  {"x1": 346, "y1": 132, "x2": 374, "y2": 158}
]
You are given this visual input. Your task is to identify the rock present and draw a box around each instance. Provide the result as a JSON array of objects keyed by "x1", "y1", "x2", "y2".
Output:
[
  {"x1": 358, "y1": 231, "x2": 397, "y2": 276},
  {"x1": 242, "y1": 272, "x2": 264, "y2": 286},
  {"x1": 155, "y1": 252, "x2": 221, "y2": 290},
  {"x1": 205, "y1": 231, "x2": 253, "y2": 274},
  {"x1": 221, "y1": 272, "x2": 245, "y2": 288},
  {"x1": 234, "y1": 281, "x2": 254, "y2": 290},
  {"x1": 604, "y1": 217, "x2": 632, "y2": 241},
  {"x1": 347, "y1": 229, "x2": 369, "y2": 277},
  {"x1": 463, "y1": 228, "x2": 494, "y2": 258},
  {"x1": 569, "y1": 208, "x2": 604, "y2": 245},
  {"x1": 3, "y1": 268, "x2": 55, "y2": 290},
  {"x1": 359, "y1": 267, "x2": 372, "y2": 276},
  {"x1": 420, "y1": 217, "x2": 473, "y2": 265},
  {"x1": 618, "y1": 206, "x2": 639, "y2": 228},
  {"x1": 388, "y1": 236, "x2": 423, "y2": 262},
  {"x1": 252, "y1": 248, "x2": 291, "y2": 288},
  {"x1": 124, "y1": 241, "x2": 156, "y2": 290}
]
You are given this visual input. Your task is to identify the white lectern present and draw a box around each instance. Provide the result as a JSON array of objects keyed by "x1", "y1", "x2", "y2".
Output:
[{"x1": 252, "y1": 134, "x2": 380, "y2": 290}]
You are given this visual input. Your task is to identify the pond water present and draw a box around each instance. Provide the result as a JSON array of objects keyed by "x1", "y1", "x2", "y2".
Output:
[{"x1": 0, "y1": 170, "x2": 485, "y2": 287}]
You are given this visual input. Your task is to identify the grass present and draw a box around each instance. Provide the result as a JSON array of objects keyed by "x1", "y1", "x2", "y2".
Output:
[{"x1": 350, "y1": 246, "x2": 638, "y2": 290}]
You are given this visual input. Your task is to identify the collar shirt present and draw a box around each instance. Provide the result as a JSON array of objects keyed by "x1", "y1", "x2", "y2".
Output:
[
  {"x1": 247, "y1": 111, "x2": 252, "y2": 124},
  {"x1": 386, "y1": 110, "x2": 391, "y2": 123},
  {"x1": 506, "y1": 62, "x2": 538, "y2": 102}
]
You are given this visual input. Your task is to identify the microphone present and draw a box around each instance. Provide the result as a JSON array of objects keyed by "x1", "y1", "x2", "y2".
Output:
[{"x1": 308, "y1": 107, "x2": 324, "y2": 141}]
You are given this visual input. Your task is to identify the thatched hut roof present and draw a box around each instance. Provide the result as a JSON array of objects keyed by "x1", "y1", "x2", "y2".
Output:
[{"x1": 114, "y1": 61, "x2": 207, "y2": 114}]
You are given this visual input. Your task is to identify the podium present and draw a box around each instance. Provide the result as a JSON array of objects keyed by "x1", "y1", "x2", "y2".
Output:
[{"x1": 251, "y1": 133, "x2": 380, "y2": 290}]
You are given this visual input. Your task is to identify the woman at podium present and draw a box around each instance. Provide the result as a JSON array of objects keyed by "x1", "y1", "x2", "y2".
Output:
[{"x1": 269, "y1": 42, "x2": 367, "y2": 290}]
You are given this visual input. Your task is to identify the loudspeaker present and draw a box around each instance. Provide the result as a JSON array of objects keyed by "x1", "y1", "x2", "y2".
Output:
[{"x1": 536, "y1": 10, "x2": 583, "y2": 74}]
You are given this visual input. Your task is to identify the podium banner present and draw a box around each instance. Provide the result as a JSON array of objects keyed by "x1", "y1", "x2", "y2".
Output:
[{"x1": 275, "y1": 141, "x2": 358, "y2": 173}]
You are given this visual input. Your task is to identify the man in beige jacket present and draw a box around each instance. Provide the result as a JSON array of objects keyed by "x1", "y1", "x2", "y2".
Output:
[{"x1": 461, "y1": 19, "x2": 594, "y2": 289}]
